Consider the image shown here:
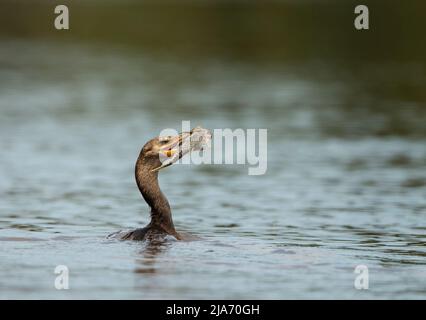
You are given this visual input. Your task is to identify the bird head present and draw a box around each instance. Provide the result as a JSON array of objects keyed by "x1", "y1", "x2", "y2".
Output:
[{"x1": 140, "y1": 126, "x2": 211, "y2": 172}]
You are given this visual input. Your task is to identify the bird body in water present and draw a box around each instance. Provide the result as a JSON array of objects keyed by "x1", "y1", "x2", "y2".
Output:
[{"x1": 109, "y1": 127, "x2": 211, "y2": 241}]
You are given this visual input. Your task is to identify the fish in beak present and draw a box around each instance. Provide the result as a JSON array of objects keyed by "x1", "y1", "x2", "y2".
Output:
[{"x1": 151, "y1": 126, "x2": 211, "y2": 172}]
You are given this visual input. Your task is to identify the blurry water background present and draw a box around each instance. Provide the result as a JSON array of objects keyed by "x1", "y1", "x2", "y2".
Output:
[{"x1": 0, "y1": 0, "x2": 425, "y2": 299}]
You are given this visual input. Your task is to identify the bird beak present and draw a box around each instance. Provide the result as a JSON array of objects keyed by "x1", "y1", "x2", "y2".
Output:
[
  {"x1": 151, "y1": 127, "x2": 211, "y2": 172},
  {"x1": 150, "y1": 133, "x2": 187, "y2": 173}
]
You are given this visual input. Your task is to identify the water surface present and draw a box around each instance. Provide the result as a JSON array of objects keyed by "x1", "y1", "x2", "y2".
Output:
[{"x1": 0, "y1": 40, "x2": 425, "y2": 299}]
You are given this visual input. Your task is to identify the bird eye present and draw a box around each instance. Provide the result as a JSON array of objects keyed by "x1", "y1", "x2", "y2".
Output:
[{"x1": 159, "y1": 136, "x2": 171, "y2": 144}]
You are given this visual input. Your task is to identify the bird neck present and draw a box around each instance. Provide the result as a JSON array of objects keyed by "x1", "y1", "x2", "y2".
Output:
[{"x1": 135, "y1": 157, "x2": 178, "y2": 236}]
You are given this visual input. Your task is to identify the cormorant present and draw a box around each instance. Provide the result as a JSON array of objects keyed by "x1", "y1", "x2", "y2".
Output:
[{"x1": 109, "y1": 126, "x2": 211, "y2": 241}]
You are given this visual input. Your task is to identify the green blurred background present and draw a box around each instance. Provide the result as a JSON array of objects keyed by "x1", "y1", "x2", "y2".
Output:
[
  {"x1": 1, "y1": 0, "x2": 425, "y2": 137},
  {"x1": 2, "y1": 0, "x2": 426, "y2": 62}
]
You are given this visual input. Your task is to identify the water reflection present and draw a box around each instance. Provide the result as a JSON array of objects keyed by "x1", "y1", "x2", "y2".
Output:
[{"x1": 134, "y1": 241, "x2": 170, "y2": 275}]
